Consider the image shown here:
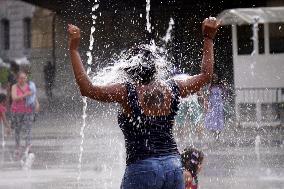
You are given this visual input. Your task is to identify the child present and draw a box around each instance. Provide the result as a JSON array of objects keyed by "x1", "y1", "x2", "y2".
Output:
[
  {"x1": 0, "y1": 93, "x2": 11, "y2": 136},
  {"x1": 181, "y1": 147, "x2": 204, "y2": 189}
]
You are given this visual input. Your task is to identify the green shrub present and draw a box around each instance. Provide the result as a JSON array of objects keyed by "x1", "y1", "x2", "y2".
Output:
[{"x1": 0, "y1": 68, "x2": 9, "y2": 85}]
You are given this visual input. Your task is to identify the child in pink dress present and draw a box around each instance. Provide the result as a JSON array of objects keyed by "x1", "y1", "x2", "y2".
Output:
[
  {"x1": 181, "y1": 147, "x2": 204, "y2": 189},
  {"x1": 0, "y1": 94, "x2": 11, "y2": 136}
]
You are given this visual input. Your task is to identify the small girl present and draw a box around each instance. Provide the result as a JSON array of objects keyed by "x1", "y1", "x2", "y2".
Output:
[
  {"x1": 0, "y1": 93, "x2": 11, "y2": 136},
  {"x1": 181, "y1": 147, "x2": 204, "y2": 189}
]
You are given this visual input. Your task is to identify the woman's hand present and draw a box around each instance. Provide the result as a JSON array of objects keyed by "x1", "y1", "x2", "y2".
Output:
[
  {"x1": 68, "y1": 24, "x2": 81, "y2": 50},
  {"x1": 24, "y1": 91, "x2": 32, "y2": 97},
  {"x1": 202, "y1": 17, "x2": 221, "y2": 40}
]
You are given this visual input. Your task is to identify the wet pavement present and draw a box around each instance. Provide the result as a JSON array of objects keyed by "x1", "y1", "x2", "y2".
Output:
[{"x1": 0, "y1": 99, "x2": 283, "y2": 189}]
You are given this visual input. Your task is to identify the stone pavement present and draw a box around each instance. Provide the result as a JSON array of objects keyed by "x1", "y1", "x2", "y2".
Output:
[{"x1": 0, "y1": 97, "x2": 283, "y2": 189}]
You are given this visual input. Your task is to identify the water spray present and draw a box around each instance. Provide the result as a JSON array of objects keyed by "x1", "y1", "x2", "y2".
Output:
[
  {"x1": 146, "y1": 0, "x2": 151, "y2": 33},
  {"x1": 77, "y1": 1, "x2": 100, "y2": 183}
]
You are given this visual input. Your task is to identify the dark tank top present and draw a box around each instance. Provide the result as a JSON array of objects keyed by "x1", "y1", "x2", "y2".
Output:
[{"x1": 118, "y1": 80, "x2": 180, "y2": 165}]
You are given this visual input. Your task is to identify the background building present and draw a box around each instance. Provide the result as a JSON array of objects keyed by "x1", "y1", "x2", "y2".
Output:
[{"x1": 0, "y1": 0, "x2": 283, "y2": 126}]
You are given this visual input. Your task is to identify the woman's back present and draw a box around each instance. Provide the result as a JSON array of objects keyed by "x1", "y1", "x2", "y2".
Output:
[
  {"x1": 118, "y1": 81, "x2": 180, "y2": 165},
  {"x1": 122, "y1": 81, "x2": 176, "y2": 116}
]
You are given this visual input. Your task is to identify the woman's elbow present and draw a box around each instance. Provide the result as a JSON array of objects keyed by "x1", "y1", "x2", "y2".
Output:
[
  {"x1": 79, "y1": 88, "x2": 89, "y2": 97},
  {"x1": 201, "y1": 73, "x2": 212, "y2": 84},
  {"x1": 205, "y1": 74, "x2": 212, "y2": 83}
]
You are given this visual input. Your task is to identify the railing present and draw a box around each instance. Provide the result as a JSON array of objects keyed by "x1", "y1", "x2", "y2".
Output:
[
  {"x1": 235, "y1": 87, "x2": 284, "y2": 103},
  {"x1": 235, "y1": 87, "x2": 284, "y2": 126}
]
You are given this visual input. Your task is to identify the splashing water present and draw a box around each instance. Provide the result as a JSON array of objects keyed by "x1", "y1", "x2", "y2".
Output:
[
  {"x1": 255, "y1": 135, "x2": 261, "y2": 166},
  {"x1": 77, "y1": 2, "x2": 100, "y2": 183},
  {"x1": 146, "y1": 0, "x2": 151, "y2": 33},
  {"x1": 91, "y1": 41, "x2": 173, "y2": 85},
  {"x1": 250, "y1": 16, "x2": 259, "y2": 76},
  {"x1": 162, "y1": 18, "x2": 174, "y2": 43},
  {"x1": 174, "y1": 92, "x2": 205, "y2": 149},
  {"x1": 91, "y1": 17, "x2": 175, "y2": 86}
]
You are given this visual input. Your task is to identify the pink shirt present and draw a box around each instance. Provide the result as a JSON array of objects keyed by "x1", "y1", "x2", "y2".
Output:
[
  {"x1": 0, "y1": 104, "x2": 6, "y2": 121},
  {"x1": 11, "y1": 84, "x2": 32, "y2": 113}
]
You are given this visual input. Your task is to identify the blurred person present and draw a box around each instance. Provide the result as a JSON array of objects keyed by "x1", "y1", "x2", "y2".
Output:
[
  {"x1": 175, "y1": 96, "x2": 192, "y2": 144},
  {"x1": 21, "y1": 66, "x2": 40, "y2": 118},
  {"x1": 7, "y1": 61, "x2": 20, "y2": 106},
  {"x1": 220, "y1": 79, "x2": 234, "y2": 126},
  {"x1": 194, "y1": 91, "x2": 206, "y2": 141},
  {"x1": 204, "y1": 73, "x2": 224, "y2": 140},
  {"x1": 0, "y1": 93, "x2": 11, "y2": 136},
  {"x1": 44, "y1": 61, "x2": 55, "y2": 101},
  {"x1": 26, "y1": 79, "x2": 40, "y2": 116},
  {"x1": 175, "y1": 91, "x2": 205, "y2": 146},
  {"x1": 181, "y1": 147, "x2": 204, "y2": 189},
  {"x1": 11, "y1": 70, "x2": 37, "y2": 158},
  {"x1": 68, "y1": 17, "x2": 220, "y2": 189},
  {"x1": 8, "y1": 61, "x2": 19, "y2": 87}
]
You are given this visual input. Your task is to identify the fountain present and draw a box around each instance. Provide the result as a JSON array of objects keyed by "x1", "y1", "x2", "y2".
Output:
[
  {"x1": 0, "y1": 3, "x2": 283, "y2": 189},
  {"x1": 1, "y1": 120, "x2": 5, "y2": 148},
  {"x1": 77, "y1": 1, "x2": 100, "y2": 183},
  {"x1": 254, "y1": 135, "x2": 261, "y2": 166},
  {"x1": 74, "y1": 5, "x2": 284, "y2": 189}
]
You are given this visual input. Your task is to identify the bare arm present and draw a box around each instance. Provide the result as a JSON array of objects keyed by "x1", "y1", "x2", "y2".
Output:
[
  {"x1": 68, "y1": 24, "x2": 126, "y2": 103},
  {"x1": 176, "y1": 17, "x2": 221, "y2": 98},
  {"x1": 0, "y1": 112, "x2": 9, "y2": 128}
]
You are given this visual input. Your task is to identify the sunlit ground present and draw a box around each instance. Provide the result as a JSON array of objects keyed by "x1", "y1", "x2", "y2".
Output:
[{"x1": 0, "y1": 100, "x2": 283, "y2": 189}]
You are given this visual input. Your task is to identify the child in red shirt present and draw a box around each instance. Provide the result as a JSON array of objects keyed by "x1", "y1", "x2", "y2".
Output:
[
  {"x1": 181, "y1": 147, "x2": 204, "y2": 189},
  {"x1": 0, "y1": 94, "x2": 11, "y2": 136}
]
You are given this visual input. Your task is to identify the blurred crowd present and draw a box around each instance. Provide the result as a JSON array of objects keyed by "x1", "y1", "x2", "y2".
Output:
[
  {"x1": 0, "y1": 60, "x2": 39, "y2": 162},
  {"x1": 175, "y1": 73, "x2": 235, "y2": 146}
]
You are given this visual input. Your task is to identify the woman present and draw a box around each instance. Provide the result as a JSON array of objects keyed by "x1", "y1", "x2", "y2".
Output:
[
  {"x1": 11, "y1": 70, "x2": 38, "y2": 157},
  {"x1": 204, "y1": 73, "x2": 224, "y2": 140},
  {"x1": 68, "y1": 17, "x2": 220, "y2": 189}
]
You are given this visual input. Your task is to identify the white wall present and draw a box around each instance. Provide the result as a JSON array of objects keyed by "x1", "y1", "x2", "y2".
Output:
[
  {"x1": 0, "y1": 0, "x2": 35, "y2": 59},
  {"x1": 234, "y1": 54, "x2": 284, "y2": 88}
]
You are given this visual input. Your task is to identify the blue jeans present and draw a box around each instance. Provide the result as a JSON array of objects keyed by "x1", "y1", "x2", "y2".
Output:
[{"x1": 121, "y1": 155, "x2": 184, "y2": 189}]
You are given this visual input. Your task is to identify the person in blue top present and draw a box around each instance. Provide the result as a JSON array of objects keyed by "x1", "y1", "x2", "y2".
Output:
[{"x1": 68, "y1": 17, "x2": 220, "y2": 189}]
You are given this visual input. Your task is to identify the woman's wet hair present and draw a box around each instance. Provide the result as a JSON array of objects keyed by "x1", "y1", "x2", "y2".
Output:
[
  {"x1": 181, "y1": 147, "x2": 204, "y2": 177},
  {"x1": 124, "y1": 46, "x2": 157, "y2": 85}
]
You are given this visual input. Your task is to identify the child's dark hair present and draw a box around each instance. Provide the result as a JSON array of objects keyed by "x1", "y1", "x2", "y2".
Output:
[
  {"x1": 181, "y1": 147, "x2": 204, "y2": 177},
  {"x1": 0, "y1": 93, "x2": 7, "y2": 103}
]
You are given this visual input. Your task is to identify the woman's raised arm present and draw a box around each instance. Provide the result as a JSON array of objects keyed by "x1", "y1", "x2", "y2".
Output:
[
  {"x1": 68, "y1": 24, "x2": 126, "y2": 103},
  {"x1": 176, "y1": 17, "x2": 221, "y2": 98}
]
